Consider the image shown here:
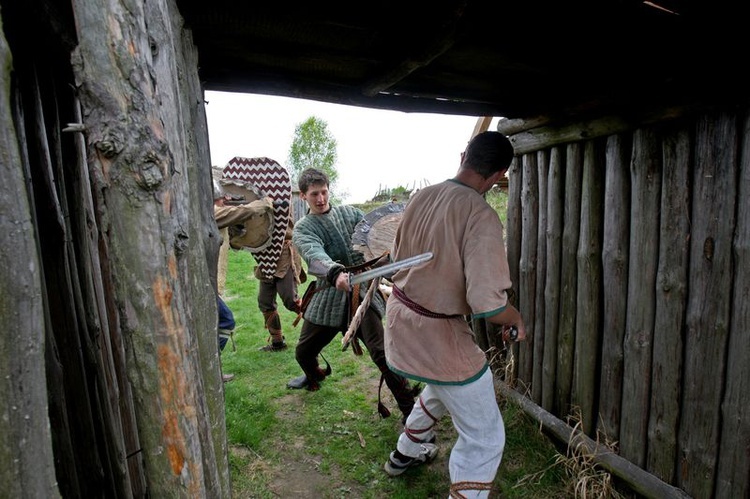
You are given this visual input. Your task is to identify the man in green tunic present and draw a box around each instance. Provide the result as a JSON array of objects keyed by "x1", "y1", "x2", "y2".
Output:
[{"x1": 287, "y1": 168, "x2": 418, "y2": 422}]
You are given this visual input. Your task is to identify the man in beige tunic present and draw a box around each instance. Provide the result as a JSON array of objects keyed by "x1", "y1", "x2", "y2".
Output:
[{"x1": 383, "y1": 131, "x2": 526, "y2": 498}]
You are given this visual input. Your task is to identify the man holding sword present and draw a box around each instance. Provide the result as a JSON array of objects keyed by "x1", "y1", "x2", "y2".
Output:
[
  {"x1": 382, "y1": 131, "x2": 526, "y2": 498},
  {"x1": 286, "y1": 168, "x2": 419, "y2": 423}
]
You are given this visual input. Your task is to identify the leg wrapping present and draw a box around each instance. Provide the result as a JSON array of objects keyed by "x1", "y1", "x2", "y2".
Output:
[
  {"x1": 262, "y1": 310, "x2": 284, "y2": 343},
  {"x1": 449, "y1": 481, "x2": 493, "y2": 498}
]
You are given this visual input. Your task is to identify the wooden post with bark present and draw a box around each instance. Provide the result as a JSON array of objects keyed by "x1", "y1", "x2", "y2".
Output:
[{"x1": 69, "y1": 0, "x2": 229, "y2": 495}]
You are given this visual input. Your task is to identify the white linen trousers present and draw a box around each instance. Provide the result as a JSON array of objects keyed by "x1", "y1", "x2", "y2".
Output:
[{"x1": 396, "y1": 368, "x2": 505, "y2": 498}]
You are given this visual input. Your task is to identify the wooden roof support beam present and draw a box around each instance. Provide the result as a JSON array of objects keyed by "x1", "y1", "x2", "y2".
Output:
[{"x1": 470, "y1": 116, "x2": 493, "y2": 140}]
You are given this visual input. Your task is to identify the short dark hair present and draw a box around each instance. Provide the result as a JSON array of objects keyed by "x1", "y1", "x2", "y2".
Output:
[
  {"x1": 298, "y1": 168, "x2": 329, "y2": 193},
  {"x1": 462, "y1": 131, "x2": 514, "y2": 178}
]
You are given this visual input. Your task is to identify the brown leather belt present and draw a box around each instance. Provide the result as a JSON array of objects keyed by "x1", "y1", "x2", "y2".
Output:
[
  {"x1": 391, "y1": 285, "x2": 462, "y2": 319},
  {"x1": 292, "y1": 252, "x2": 390, "y2": 328}
]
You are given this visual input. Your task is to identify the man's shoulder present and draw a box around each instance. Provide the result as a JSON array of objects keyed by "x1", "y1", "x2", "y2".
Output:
[
  {"x1": 333, "y1": 204, "x2": 363, "y2": 219},
  {"x1": 293, "y1": 213, "x2": 318, "y2": 233}
]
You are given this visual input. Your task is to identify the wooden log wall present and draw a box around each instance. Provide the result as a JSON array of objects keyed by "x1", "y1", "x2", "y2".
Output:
[
  {"x1": 1, "y1": 0, "x2": 231, "y2": 496},
  {"x1": 494, "y1": 110, "x2": 750, "y2": 499},
  {"x1": 0, "y1": 20, "x2": 59, "y2": 498}
]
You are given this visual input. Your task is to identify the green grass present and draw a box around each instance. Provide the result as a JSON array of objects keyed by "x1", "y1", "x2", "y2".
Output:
[
  {"x1": 219, "y1": 247, "x2": 582, "y2": 498},
  {"x1": 486, "y1": 188, "x2": 508, "y2": 226}
]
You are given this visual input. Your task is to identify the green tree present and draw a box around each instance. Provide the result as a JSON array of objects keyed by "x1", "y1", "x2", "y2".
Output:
[{"x1": 287, "y1": 116, "x2": 347, "y2": 202}]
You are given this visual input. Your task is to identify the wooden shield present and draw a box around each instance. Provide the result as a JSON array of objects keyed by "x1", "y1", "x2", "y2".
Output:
[
  {"x1": 216, "y1": 177, "x2": 274, "y2": 251},
  {"x1": 222, "y1": 157, "x2": 291, "y2": 280},
  {"x1": 351, "y1": 202, "x2": 406, "y2": 261}
]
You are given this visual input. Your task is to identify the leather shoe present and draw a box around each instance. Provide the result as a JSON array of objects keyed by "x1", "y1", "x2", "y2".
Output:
[
  {"x1": 259, "y1": 341, "x2": 288, "y2": 352},
  {"x1": 286, "y1": 374, "x2": 309, "y2": 389}
]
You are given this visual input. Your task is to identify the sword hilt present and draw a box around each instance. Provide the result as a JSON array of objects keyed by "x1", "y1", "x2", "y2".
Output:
[{"x1": 503, "y1": 325, "x2": 519, "y2": 343}]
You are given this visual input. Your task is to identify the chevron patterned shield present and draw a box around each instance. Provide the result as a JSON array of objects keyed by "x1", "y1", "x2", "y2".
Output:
[{"x1": 222, "y1": 157, "x2": 291, "y2": 280}]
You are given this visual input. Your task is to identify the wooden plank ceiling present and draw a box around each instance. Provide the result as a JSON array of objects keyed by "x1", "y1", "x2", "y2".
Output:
[{"x1": 176, "y1": 0, "x2": 748, "y2": 122}]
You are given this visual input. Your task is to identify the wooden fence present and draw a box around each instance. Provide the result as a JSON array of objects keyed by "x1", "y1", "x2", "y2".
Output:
[{"x1": 480, "y1": 110, "x2": 749, "y2": 499}]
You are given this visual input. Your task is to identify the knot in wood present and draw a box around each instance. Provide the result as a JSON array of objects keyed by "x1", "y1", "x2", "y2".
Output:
[
  {"x1": 137, "y1": 151, "x2": 166, "y2": 190},
  {"x1": 703, "y1": 237, "x2": 714, "y2": 261},
  {"x1": 96, "y1": 131, "x2": 124, "y2": 158},
  {"x1": 173, "y1": 228, "x2": 189, "y2": 255}
]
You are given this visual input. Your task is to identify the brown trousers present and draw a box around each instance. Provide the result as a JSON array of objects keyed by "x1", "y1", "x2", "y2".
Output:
[{"x1": 295, "y1": 307, "x2": 417, "y2": 419}]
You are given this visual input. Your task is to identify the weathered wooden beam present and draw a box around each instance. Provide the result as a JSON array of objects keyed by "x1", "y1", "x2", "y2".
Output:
[
  {"x1": 505, "y1": 105, "x2": 707, "y2": 156},
  {"x1": 678, "y1": 112, "x2": 737, "y2": 498},
  {"x1": 620, "y1": 128, "x2": 661, "y2": 467},
  {"x1": 505, "y1": 156, "x2": 522, "y2": 379},
  {"x1": 715, "y1": 112, "x2": 750, "y2": 499},
  {"x1": 647, "y1": 124, "x2": 690, "y2": 483},
  {"x1": 498, "y1": 382, "x2": 692, "y2": 499},
  {"x1": 555, "y1": 143, "x2": 582, "y2": 415},
  {"x1": 71, "y1": 0, "x2": 229, "y2": 495},
  {"x1": 0, "y1": 21, "x2": 59, "y2": 498},
  {"x1": 496, "y1": 115, "x2": 552, "y2": 135},
  {"x1": 517, "y1": 153, "x2": 538, "y2": 390},
  {"x1": 598, "y1": 133, "x2": 631, "y2": 443},
  {"x1": 531, "y1": 149, "x2": 548, "y2": 404},
  {"x1": 471, "y1": 116, "x2": 493, "y2": 139},
  {"x1": 572, "y1": 140, "x2": 604, "y2": 434},
  {"x1": 541, "y1": 146, "x2": 563, "y2": 413}
]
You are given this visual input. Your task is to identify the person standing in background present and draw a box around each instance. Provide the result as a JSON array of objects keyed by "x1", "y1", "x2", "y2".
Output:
[
  {"x1": 212, "y1": 175, "x2": 303, "y2": 353},
  {"x1": 253, "y1": 215, "x2": 305, "y2": 352},
  {"x1": 382, "y1": 131, "x2": 526, "y2": 499},
  {"x1": 212, "y1": 179, "x2": 266, "y2": 382}
]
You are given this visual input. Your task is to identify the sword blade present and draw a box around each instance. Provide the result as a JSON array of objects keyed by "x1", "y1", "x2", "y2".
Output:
[{"x1": 349, "y1": 252, "x2": 433, "y2": 286}]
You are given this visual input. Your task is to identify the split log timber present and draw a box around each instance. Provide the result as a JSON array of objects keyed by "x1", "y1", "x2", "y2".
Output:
[
  {"x1": 678, "y1": 113, "x2": 737, "y2": 498},
  {"x1": 505, "y1": 156, "x2": 522, "y2": 380},
  {"x1": 517, "y1": 153, "x2": 538, "y2": 390},
  {"x1": 503, "y1": 105, "x2": 710, "y2": 156},
  {"x1": 598, "y1": 133, "x2": 631, "y2": 443},
  {"x1": 541, "y1": 146, "x2": 563, "y2": 413},
  {"x1": 572, "y1": 140, "x2": 604, "y2": 435},
  {"x1": 0, "y1": 25, "x2": 58, "y2": 498},
  {"x1": 715, "y1": 113, "x2": 750, "y2": 499},
  {"x1": 647, "y1": 125, "x2": 690, "y2": 483},
  {"x1": 531, "y1": 149, "x2": 548, "y2": 404},
  {"x1": 620, "y1": 128, "x2": 661, "y2": 467},
  {"x1": 555, "y1": 143, "x2": 582, "y2": 416}
]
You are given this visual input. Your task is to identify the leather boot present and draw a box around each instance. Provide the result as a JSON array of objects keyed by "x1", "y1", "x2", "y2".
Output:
[
  {"x1": 286, "y1": 364, "x2": 330, "y2": 390},
  {"x1": 306, "y1": 366, "x2": 330, "y2": 391},
  {"x1": 286, "y1": 374, "x2": 309, "y2": 389}
]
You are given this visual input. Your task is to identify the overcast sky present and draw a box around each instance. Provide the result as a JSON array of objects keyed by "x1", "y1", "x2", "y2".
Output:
[{"x1": 204, "y1": 91, "x2": 496, "y2": 203}]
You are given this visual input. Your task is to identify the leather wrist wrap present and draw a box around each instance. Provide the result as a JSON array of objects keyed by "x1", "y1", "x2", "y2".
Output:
[{"x1": 326, "y1": 264, "x2": 346, "y2": 286}]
